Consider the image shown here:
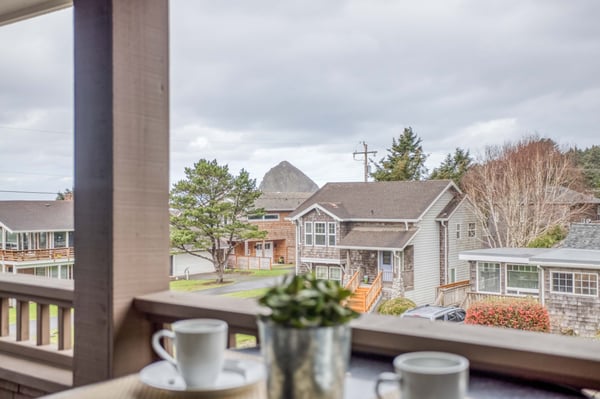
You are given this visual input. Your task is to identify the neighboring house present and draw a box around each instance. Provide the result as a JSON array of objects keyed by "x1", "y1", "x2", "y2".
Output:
[
  {"x1": 549, "y1": 186, "x2": 600, "y2": 223},
  {"x1": 288, "y1": 180, "x2": 482, "y2": 305},
  {"x1": 236, "y1": 191, "x2": 313, "y2": 264},
  {"x1": 460, "y1": 247, "x2": 600, "y2": 337},
  {"x1": 460, "y1": 223, "x2": 600, "y2": 336},
  {"x1": 0, "y1": 200, "x2": 74, "y2": 279}
]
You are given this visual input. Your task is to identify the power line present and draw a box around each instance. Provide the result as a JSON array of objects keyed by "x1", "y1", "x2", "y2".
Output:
[
  {"x1": 0, "y1": 189, "x2": 58, "y2": 195},
  {"x1": 0, "y1": 125, "x2": 72, "y2": 135}
]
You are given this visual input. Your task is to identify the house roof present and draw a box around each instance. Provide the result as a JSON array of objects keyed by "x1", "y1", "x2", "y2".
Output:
[
  {"x1": 288, "y1": 180, "x2": 457, "y2": 221},
  {"x1": 0, "y1": 201, "x2": 73, "y2": 232},
  {"x1": 561, "y1": 223, "x2": 600, "y2": 250},
  {"x1": 0, "y1": 0, "x2": 71, "y2": 27},
  {"x1": 337, "y1": 227, "x2": 418, "y2": 251},
  {"x1": 459, "y1": 247, "x2": 600, "y2": 269},
  {"x1": 254, "y1": 192, "x2": 313, "y2": 211},
  {"x1": 548, "y1": 186, "x2": 600, "y2": 205}
]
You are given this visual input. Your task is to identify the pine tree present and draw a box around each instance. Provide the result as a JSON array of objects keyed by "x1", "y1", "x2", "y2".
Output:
[
  {"x1": 371, "y1": 127, "x2": 428, "y2": 181},
  {"x1": 170, "y1": 159, "x2": 267, "y2": 283},
  {"x1": 430, "y1": 148, "x2": 473, "y2": 186}
]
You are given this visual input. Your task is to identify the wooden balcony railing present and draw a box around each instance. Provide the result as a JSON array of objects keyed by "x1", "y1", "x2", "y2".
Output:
[
  {"x1": 435, "y1": 279, "x2": 470, "y2": 307},
  {"x1": 0, "y1": 248, "x2": 75, "y2": 263},
  {"x1": 0, "y1": 276, "x2": 599, "y2": 396}
]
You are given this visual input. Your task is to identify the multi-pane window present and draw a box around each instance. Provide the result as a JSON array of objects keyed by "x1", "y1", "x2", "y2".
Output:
[
  {"x1": 329, "y1": 267, "x2": 342, "y2": 281},
  {"x1": 248, "y1": 213, "x2": 279, "y2": 221},
  {"x1": 468, "y1": 223, "x2": 476, "y2": 238},
  {"x1": 456, "y1": 223, "x2": 461, "y2": 239},
  {"x1": 327, "y1": 222, "x2": 336, "y2": 246},
  {"x1": 5, "y1": 232, "x2": 17, "y2": 249},
  {"x1": 552, "y1": 272, "x2": 598, "y2": 296},
  {"x1": 314, "y1": 222, "x2": 326, "y2": 246},
  {"x1": 305, "y1": 222, "x2": 313, "y2": 245},
  {"x1": 315, "y1": 266, "x2": 328, "y2": 280},
  {"x1": 506, "y1": 264, "x2": 539, "y2": 295},
  {"x1": 477, "y1": 262, "x2": 500, "y2": 293},
  {"x1": 54, "y1": 232, "x2": 66, "y2": 248}
]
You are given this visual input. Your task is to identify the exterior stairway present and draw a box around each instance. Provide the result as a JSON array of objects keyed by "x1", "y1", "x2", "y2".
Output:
[{"x1": 348, "y1": 286, "x2": 371, "y2": 313}]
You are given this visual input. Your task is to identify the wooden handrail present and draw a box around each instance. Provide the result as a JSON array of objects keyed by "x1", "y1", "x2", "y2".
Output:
[
  {"x1": 345, "y1": 269, "x2": 361, "y2": 293},
  {"x1": 364, "y1": 272, "x2": 383, "y2": 312},
  {"x1": 438, "y1": 279, "x2": 470, "y2": 290}
]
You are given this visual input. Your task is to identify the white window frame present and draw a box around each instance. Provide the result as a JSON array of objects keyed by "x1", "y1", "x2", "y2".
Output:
[
  {"x1": 456, "y1": 223, "x2": 461, "y2": 239},
  {"x1": 329, "y1": 266, "x2": 342, "y2": 281},
  {"x1": 449, "y1": 268, "x2": 456, "y2": 283},
  {"x1": 305, "y1": 222, "x2": 313, "y2": 246},
  {"x1": 315, "y1": 265, "x2": 328, "y2": 280},
  {"x1": 506, "y1": 264, "x2": 539, "y2": 296},
  {"x1": 468, "y1": 222, "x2": 476, "y2": 238},
  {"x1": 551, "y1": 271, "x2": 598, "y2": 297},
  {"x1": 477, "y1": 262, "x2": 501, "y2": 293},
  {"x1": 327, "y1": 222, "x2": 336, "y2": 246},
  {"x1": 248, "y1": 213, "x2": 280, "y2": 221},
  {"x1": 314, "y1": 222, "x2": 326, "y2": 246}
]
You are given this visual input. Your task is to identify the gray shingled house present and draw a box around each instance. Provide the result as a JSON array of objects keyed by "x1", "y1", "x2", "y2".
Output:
[
  {"x1": 0, "y1": 200, "x2": 74, "y2": 278},
  {"x1": 459, "y1": 223, "x2": 600, "y2": 336},
  {"x1": 288, "y1": 180, "x2": 482, "y2": 306}
]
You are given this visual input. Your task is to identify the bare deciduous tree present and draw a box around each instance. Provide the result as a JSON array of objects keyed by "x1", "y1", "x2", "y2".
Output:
[{"x1": 462, "y1": 137, "x2": 590, "y2": 248}]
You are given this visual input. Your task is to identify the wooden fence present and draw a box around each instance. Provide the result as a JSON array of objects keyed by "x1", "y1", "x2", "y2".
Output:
[{"x1": 227, "y1": 255, "x2": 272, "y2": 270}]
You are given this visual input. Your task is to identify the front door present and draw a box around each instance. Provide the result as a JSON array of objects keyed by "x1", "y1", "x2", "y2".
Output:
[
  {"x1": 379, "y1": 251, "x2": 393, "y2": 282},
  {"x1": 261, "y1": 241, "x2": 274, "y2": 259}
]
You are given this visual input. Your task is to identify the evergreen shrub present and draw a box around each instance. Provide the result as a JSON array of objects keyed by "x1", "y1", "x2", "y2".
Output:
[{"x1": 377, "y1": 297, "x2": 417, "y2": 316}]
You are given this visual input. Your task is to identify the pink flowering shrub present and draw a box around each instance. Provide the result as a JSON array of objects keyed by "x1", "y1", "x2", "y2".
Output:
[{"x1": 465, "y1": 298, "x2": 550, "y2": 332}]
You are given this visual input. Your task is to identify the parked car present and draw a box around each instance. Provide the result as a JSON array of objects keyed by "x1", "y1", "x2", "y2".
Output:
[{"x1": 400, "y1": 305, "x2": 466, "y2": 322}]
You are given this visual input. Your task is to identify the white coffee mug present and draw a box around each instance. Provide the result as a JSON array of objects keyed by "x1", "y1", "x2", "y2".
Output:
[
  {"x1": 375, "y1": 351, "x2": 469, "y2": 399},
  {"x1": 152, "y1": 318, "x2": 228, "y2": 388}
]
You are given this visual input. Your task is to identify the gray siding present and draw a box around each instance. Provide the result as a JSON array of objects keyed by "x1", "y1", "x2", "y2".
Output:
[
  {"x1": 405, "y1": 190, "x2": 453, "y2": 305},
  {"x1": 448, "y1": 201, "x2": 483, "y2": 283}
]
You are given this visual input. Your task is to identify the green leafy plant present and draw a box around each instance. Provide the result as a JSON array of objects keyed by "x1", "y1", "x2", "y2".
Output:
[
  {"x1": 465, "y1": 298, "x2": 550, "y2": 332},
  {"x1": 258, "y1": 273, "x2": 360, "y2": 328}
]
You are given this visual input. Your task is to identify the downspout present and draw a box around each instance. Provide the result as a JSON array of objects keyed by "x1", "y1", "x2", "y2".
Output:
[
  {"x1": 294, "y1": 220, "x2": 300, "y2": 275},
  {"x1": 441, "y1": 220, "x2": 448, "y2": 284},
  {"x1": 537, "y1": 265, "x2": 544, "y2": 306}
]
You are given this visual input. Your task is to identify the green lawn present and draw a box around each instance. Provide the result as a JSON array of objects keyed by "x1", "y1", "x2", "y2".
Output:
[
  {"x1": 8, "y1": 303, "x2": 58, "y2": 324},
  {"x1": 223, "y1": 288, "x2": 269, "y2": 299},
  {"x1": 169, "y1": 279, "x2": 233, "y2": 292}
]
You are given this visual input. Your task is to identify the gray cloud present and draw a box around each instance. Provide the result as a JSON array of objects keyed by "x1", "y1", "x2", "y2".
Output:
[{"x1": 1, "y1": 1, "x2": 600, "y2": 196}]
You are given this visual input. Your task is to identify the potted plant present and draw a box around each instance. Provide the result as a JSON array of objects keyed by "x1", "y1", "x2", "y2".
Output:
[{"x1": 257, "y1": 273, "x2": 359, "y2": 399}]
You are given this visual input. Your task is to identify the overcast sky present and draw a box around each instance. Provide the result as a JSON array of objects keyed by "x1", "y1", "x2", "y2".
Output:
[{"x1": 1, "y1": 1, "x2": 599, "y2": 200}]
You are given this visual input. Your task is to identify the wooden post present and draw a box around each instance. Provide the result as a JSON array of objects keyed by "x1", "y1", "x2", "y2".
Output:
[
  {"x1": 58, "y1": 307, "x2": 72, "y2": 350},
  {"x1": 16, "y1": 300, "x2": 29, "y2": 341},
  {"x1": 0, "y1": 298, "x2": 8, "y2": 337},
  {"x1": 36, "y1": 303, "x2": 50, "y2": 346},
  {"x1": 73, "y1": 0, "x2": 170, "y2": 386}
]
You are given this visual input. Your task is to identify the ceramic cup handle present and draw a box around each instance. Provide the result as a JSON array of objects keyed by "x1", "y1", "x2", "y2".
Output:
[
  {"x1": 152, "y1": 329, "x2": 176, "y2": 367},
  {"x1": 375, "y1": 371, "x2": 401, "y2": 399}
]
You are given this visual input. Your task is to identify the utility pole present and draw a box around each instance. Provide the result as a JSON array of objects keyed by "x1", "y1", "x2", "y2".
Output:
[{"x1": 353, "y1": 141, "x2": 377, "y2": 182}]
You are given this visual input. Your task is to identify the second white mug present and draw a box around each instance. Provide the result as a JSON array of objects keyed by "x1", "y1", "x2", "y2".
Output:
[
  {"x1": 375, "y1": 351, "x2": 469, "y2": 399},
  {"x1": 152, "y1": 318, "x2": 228, "y2": 388}
]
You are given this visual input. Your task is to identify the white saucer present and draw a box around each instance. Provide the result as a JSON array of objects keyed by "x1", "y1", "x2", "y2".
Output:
[{"x1": 139, "y1": 358, "x2": 265, "y2": 392}]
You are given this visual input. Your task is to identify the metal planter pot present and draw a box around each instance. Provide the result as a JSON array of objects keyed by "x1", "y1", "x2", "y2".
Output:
[{"x1": 257, "y1": 318, "x2": 351, "y2": 399}]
